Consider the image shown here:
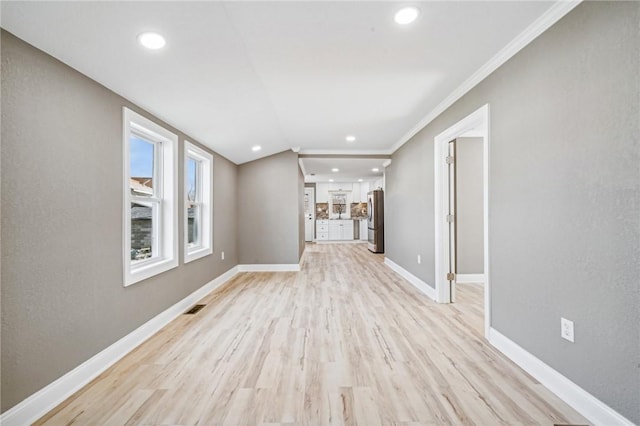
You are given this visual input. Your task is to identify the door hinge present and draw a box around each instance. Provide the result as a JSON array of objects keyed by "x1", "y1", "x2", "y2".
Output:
[
  {"x1": 447, "y1": 272, "x2": 455, "y2": 281},
  {"x1": 446, "y1": 214, "x2": 454, "y2": 223},
  {"x1": 446, "y1": 156, "x2": 454, "y2": 164}
]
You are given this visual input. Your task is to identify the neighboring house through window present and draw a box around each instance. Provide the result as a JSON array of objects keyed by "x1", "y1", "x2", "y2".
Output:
[
  {"x1": 123, "y1": 107, "x2": 178, "y2": 286},
  {"x1": 184, "y1": 141, "x2": 213, "y2": 263}
]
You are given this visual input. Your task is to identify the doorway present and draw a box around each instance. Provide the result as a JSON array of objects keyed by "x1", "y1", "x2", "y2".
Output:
[
  {"x1": 434, "y1": 104, "x2": 490, "y2": 337},
  {"x1": 304, "y1": 187, "x2": 315, "y2": 242}
]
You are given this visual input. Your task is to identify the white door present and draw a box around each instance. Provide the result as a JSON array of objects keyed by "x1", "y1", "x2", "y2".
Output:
[{"x1": 304, "y1": 187, "x2": 315, "y2": 241}]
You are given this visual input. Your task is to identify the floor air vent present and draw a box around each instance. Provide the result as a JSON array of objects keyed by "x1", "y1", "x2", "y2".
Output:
[{"x1": 184, "y1": 304, "x2": 206, "y2": 315}]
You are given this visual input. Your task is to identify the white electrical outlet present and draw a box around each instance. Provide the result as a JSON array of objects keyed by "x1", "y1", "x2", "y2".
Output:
[
  {"x1": 417, "y1": 254, "x2": 421, "y2": 264},
  {"x1": 561, "y1": 317, "x2": 574, "y2": 342},
  {"x1": 221, "y1": 251, "x2": 225, "y2": 260}
]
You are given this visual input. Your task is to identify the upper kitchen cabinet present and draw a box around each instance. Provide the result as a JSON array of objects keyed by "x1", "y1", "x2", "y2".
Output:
[
  {"x1": 361, "y1": 181, "x2": 370, "y2": 200},
  {"x1": 353, "y1": 181, "x2": 370, "y2": 202},
  {"x1": 316, "y1": 183, "x2": 329, "y2": 202},
  {"x1": 329, "y1": 182, "x2": 352, "y2": 192},
  {"x1": 352, "y1": 183, "x2": 361, "y2": 202}
]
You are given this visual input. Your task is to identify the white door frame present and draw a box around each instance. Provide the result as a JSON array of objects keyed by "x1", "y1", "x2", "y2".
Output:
[
  {"x1": 434, "y1": 104, "x2": 490, "y2": 337},
  {"x1": 304, "y1": 187, "x2": 315, "y2": 241}
]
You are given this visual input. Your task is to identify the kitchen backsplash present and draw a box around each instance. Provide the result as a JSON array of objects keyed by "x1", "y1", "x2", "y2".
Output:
[
  {"x1": 316, "y1": 203, "x2": 329, "y2": 219},
  {"x1": 351, "y1": 202, "x2": 367, "y2": 218},
  {"x1": 315, "y1": 202, "x2": 367, "y2": 219}
]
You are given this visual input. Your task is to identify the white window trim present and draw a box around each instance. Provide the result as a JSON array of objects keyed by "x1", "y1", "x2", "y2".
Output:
[
  {"x1": 123, "y1": 107, "x2": 178, "y2": 286},
  {"x1": 184, "y1": 141, "x2": 213, "y2": 263}
]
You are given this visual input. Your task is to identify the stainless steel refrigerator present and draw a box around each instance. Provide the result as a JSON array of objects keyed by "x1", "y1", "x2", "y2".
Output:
[{"x1": 367, "y1": 189, "x2": 384, "y2": 253}]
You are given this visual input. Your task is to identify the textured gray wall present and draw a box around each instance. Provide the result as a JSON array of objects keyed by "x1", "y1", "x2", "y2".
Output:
[
  {"x1": 385, "y1": 137, "x2": 434, "y2": 281},
  {"x1": 386, "y1": 2, "x2": 639, "y2": 422},
  {"x1": 456, "y1": 137, "x2": 484, "y2": 274},
  {"x1": 0, "y1": 31, "x2": 239, "y2": 412},
  {"x1": 237, "y1": 150, "x2": 301, "y2": 264}
]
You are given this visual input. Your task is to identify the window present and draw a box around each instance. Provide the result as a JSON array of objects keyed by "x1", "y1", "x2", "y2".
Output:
[
  {"x1": 184, "y1": 141, "x2": 213, "y2": 263},
  {"x1": 123, "y1": 108, "x2": 178, "y2": 286}
]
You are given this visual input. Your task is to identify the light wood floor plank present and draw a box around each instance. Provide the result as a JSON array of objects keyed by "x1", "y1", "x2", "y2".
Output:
[{"x1": 34, "y1": 243, "x2": 589, "y2": 425}]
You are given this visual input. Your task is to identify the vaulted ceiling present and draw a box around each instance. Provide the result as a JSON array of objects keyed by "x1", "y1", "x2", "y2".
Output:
[{"x1": 2, "y1": 1, "x2": 559, "y2": 164}]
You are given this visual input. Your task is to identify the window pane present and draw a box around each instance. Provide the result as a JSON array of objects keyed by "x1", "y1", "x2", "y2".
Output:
[
  {"x1": 187, "y1": 158, "x2": 198, "y2": 202},
  {"x1": 130, "y1": 136, "x2": 154, "y2": 196},
  {"x1": 187, "y1": 204, "x2": 200, "y2": 247},
  {"x1": 131, "y1": 202, "x2": 154, "y2": 261}
]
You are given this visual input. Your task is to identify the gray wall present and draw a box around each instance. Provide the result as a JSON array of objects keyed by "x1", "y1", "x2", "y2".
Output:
[
  {"x1": 0, "y1": 31, "x2": 239, "y2": 412},
  {"x1": 456, "y1": 137, "x2": 484, "y2": 274},
  {"x1": 237, "y1": 150, "x2": 301, "y2": 264},
  {"x1": 385, "y1": 2, "x2": 639, "y2": 423}
]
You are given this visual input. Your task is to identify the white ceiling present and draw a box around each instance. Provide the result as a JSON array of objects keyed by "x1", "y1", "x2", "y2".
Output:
[{"x1": 1, "y1": 1, "x2": 556, "y2": 164}]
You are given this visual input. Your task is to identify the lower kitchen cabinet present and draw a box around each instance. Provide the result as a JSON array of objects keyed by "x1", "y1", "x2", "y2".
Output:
[
  {"x1": 328, "y1": 220, "x2": 354, "y2": 241},
  {"x1": 316, "y1": 220, "x2": 329, "y2": 240},
  {"x1": 359, "y1": 219, "x2": 368, "y2": 241}
]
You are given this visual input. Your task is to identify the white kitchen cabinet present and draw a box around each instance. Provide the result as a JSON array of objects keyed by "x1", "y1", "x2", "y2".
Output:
[
  {"x1": 328, "y1": 220, "x2": 354, "y2": 240},
  {"x1": 329, "y1": 182, "x2": 352, "y2": 192},
  {"x1": 316, "y1": 183, "x2": 329, "y2": 203},
  {"x1": 360, "y1": 219, "x2": 368, "y2": 241},
  {"x1": 316, "y1": 220, "x2": 329, "y2": 240},
  {"x1": 352, "y1": 183, "x2": 361, "y2": 202},
  {"x1": 360, "y1": 181, "x2": 369, "y2": 200}
]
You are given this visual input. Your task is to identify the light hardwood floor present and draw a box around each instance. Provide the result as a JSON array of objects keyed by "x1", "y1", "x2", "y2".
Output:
[{"x1": 36, "y1": 243, "x2": 588, "y2": 425}]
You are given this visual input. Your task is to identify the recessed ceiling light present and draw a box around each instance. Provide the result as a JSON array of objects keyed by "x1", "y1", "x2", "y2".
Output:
[
  {"x1": 332, "y1": 168, "x2": 340, "y2": 172},
  {"x1": 372, "y1": 168, "x2": 379, "y2": 172},
  {"x1": 358, "y1": 179, "x2": 363, "y2": 182},
  {"x1": 345, "y1": 135, "x2": 356, "y2": 142},
  {"x1": 329, "y1": 179, "x2": 335, "y2": 182},
  {"x1": 137, "y1": 32, "x2": 166, "y2": 50},
  {"x1": 251, "y1": 145, "x2": 261, "y2": 152},
  {"x1": 394, "y1": 6, "x2": 420, "y2": 25}
]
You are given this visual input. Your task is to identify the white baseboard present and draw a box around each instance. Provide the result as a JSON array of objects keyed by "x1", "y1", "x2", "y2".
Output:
[
  {"x1": 488, "y1": 327, "x2": 634, "y2": 426},
  {"x1": 456, "y1": 274, "x2": 485, "y2": 284},
  {"x1": 238, "y1": 264, "x2": 301, "y2": 272},
  {"x1": 0, "y1": 266, "x2": 240, "y2": 426},
  {"x1": 384, "y1": 257, "x2": 436, "y2": 301}
]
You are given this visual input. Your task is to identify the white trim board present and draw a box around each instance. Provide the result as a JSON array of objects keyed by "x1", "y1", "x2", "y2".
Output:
[
  {"x1": 488, "y1": 328, "x2": 635, "y2": 426},
  {"x1": 237, "y1": 264, "x2": 301, "y2": 272},
  {"x1": 433, "y1": 104, "x2": 491, "y2": 340},
  {"x1": 456, "y1": 274, "x2": 485, "y2": 284},
  {"x1": 0, "y1": 266, "x2": 241, "y2": 426},
  {"x1": 384, "y1": 257, "x2": 436, "y2": 301}
]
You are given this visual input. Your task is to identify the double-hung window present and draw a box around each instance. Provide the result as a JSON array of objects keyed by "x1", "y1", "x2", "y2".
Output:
[
  {"x1": 123, "y1": 108, "x2": 178, "y2": 286},
  {"x1": 184, "y1": 141, "x2": 213, "y2": 263}
]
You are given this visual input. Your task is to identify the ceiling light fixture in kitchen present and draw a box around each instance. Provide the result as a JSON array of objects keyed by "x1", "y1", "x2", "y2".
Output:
[
  {"x1": 394, "y1": 6, "x2": 420, "y2": 25},
  {"x1": 251, "y1": 145, "x2": 261, "y2": 152},
  {"x1": 358, "y1": 179, "x2": 363, "y2": 182},
  {"x1": 329, "y1": 179, "x2": 335, "y2": 182},
  {"x1": 345, "y1": 135, "x2": 356, "y2": 142},
  {"x1": 372, "y1": 168, "x2": 379, "y2": 172},
  {"x1": 137, "y1": 32, "x2": 166, "y2": 50},
  {"x1": 332, "y1": 168, "x2": 340, "y2": 172}
]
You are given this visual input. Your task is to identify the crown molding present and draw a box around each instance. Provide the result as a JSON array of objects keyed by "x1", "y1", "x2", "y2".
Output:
[{"x1": 388, "y1": 0, "x2": 582, "y2": 155}]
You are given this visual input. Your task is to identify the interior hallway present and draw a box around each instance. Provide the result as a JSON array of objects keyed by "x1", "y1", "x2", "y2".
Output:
[{"x1": 36, "y1": 244, "x2": 588, "y2": 425}]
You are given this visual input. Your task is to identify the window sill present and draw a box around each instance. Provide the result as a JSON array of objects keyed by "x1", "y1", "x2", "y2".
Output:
[
  {"x1": 184, "y1": 246, "x2": 213, "y2": 264},
  {"x1": 124, "y1": 257, "x2": 178, "y2": 287}
]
